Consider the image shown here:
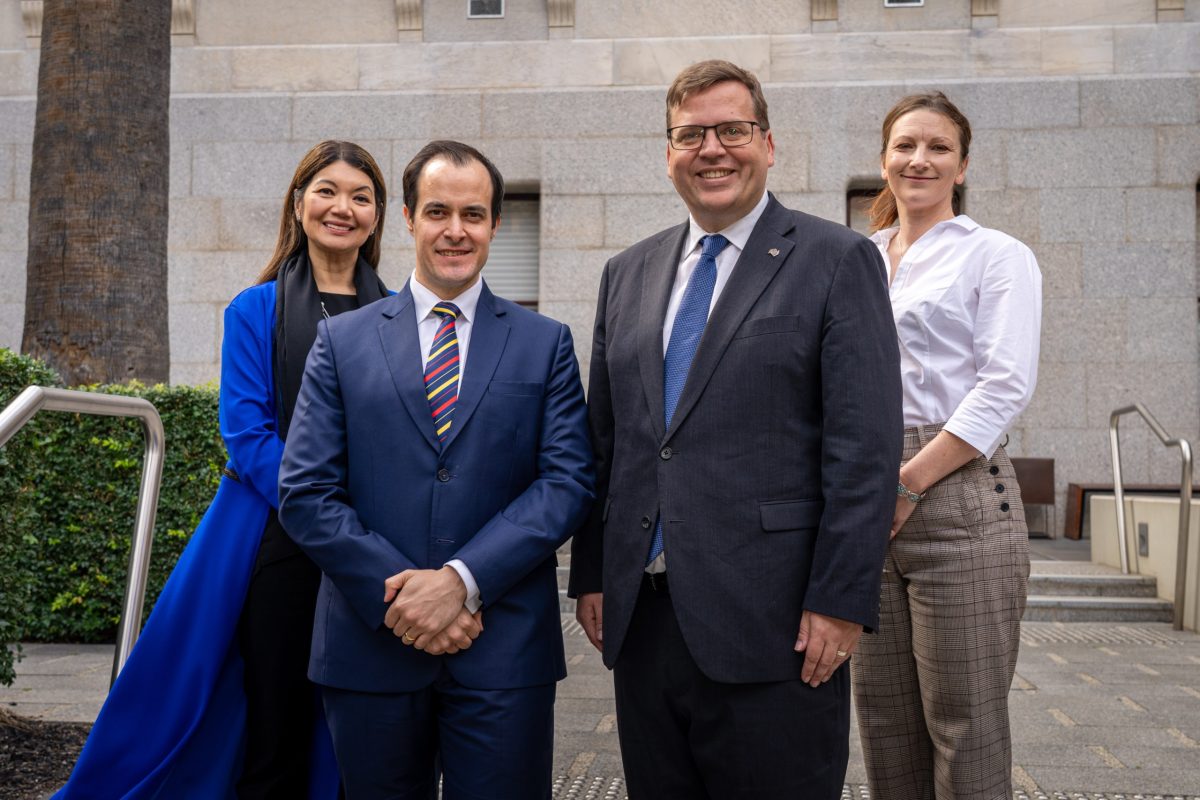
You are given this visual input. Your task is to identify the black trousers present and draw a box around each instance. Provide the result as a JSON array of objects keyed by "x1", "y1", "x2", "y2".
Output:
[
  {"x1": 236, "y1": 511, "x2": 324, "y2": 800},
  {"x1": 613, "y1": 576, "x2": 850, "y2": 800}
]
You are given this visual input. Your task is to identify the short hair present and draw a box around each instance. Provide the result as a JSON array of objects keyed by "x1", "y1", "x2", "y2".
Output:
[
  {"x1": 868, "y1": 91, "x2": 972, "y2": 232},
  {"x1": 665, "y1": 60, "x2": 771, "y2": 131},
  {"x1": 258, "y1": 140, "x2": 387, "y2": 284},
  {"x1": 401, "y1": 140, "x2": 505, "y2": 228}
]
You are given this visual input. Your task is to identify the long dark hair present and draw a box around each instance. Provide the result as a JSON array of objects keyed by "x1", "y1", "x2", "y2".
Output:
[
  {"x1": 868, "y1": 91, "x2": 971, "y2": 232},
  {"x1": 256, "y1": 140, "x2": 388, "y2": 284}
]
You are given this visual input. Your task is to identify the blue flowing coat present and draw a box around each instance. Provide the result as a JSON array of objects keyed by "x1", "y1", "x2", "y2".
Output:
[{"x1": 54, "y1": 282, "x2": 338, "y2": 799}]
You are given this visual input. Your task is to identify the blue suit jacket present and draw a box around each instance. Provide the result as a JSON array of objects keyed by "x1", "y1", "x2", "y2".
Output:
[{"x1": 279, "y1": 281, "x2": 594, "y2": 693}]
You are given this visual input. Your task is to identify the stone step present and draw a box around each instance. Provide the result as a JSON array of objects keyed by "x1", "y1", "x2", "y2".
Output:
[
  {"x1": 1023, "y1": 595, "x2": 1174, "y2": 623},
  {"x1": 1028, "y1": 573, "x2": 1159, "y2": 597}
]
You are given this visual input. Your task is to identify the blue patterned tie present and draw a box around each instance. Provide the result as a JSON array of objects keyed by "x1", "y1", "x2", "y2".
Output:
[
  {"x1": 647, "y1": 233, "x2": 731, "y2": 565},
  {"x1": 424, "y1": 302, "x2": 461, "y2": 444}
]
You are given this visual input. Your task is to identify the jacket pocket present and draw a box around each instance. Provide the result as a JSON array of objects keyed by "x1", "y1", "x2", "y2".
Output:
[
  {"x1": 487, "y1": 380, "x2": 543, "y2": 397},
  {"x1": 733, "y1": 315, "x2": 804, "y2": 339},
  {"x1": 759, "y1": 499, "x2": 824, "y2": 532}
]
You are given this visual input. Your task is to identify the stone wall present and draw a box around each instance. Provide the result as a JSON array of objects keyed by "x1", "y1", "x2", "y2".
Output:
[{"x1": 0, "y1": 0, "x2": 1197, "y2": 532}]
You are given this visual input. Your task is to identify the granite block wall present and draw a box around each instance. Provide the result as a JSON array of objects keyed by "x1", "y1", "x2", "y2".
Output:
[{"x1": 0, "y1": 3, "x2": 1196, "y2": 532}]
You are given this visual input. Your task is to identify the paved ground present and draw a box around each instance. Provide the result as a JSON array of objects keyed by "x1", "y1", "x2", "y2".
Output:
[{"x1": 5, "y1": 538, "x2": 1200, "y2": 798}]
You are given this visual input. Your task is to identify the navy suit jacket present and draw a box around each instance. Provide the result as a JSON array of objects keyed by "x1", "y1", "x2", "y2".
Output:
[
  {"x1": 279, "y1": 281, "x2": 594, "y2": 693},
  {"x1": 569, "y1": 195, "x2": 903, "y2": 683}
]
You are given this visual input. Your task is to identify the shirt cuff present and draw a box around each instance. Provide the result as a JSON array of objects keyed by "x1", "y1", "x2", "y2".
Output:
[
  {"x1": 446, "y1": 559, "x2": 482, "y2": 614},
  {"x1": 942, "y1": 415, "x2": 998, "y2": 460}
]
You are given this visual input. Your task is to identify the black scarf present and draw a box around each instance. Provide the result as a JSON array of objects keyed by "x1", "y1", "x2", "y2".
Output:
[{"x1": 272, "y1": 250, "x2": 388, "y2": 439}]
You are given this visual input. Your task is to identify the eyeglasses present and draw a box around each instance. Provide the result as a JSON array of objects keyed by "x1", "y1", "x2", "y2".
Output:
[{"x1": 667, "y1": 121, "x2": 763, "y2": 151}]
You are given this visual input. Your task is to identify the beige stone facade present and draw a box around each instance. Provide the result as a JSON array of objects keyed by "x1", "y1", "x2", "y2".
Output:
[{"x1": 0, "y1": 0, "x2": 1197, "y2": 531}]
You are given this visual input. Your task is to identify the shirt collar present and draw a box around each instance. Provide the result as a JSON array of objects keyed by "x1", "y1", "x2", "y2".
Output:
[
  {"x1": 683, "y1": 190, "x2": 770, "y2": 260},
  {"x1": 869, "y1": 214, "x2": 978, "y2": 247},
  {"x1": 408, "y1": 273, "x2": 484, "y2": 324}
]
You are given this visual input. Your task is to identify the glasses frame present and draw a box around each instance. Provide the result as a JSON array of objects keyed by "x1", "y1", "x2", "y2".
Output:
[{"x1": 666, "y1": 121, "x2": 763, "y2": 151}]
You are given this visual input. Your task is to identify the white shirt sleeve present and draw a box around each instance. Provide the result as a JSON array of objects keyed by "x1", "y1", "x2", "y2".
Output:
[
  {"x1": 445, "y1": 558, "x2": 482, "y2": 613},
  {"x1": 943, "y1": 239, "x2": 1043, "y2": 458}
]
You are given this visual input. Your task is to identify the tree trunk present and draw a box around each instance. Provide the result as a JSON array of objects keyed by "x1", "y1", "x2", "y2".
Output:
[{"x1": 22, "y1": 0, "x2": 171, "y2": 386}]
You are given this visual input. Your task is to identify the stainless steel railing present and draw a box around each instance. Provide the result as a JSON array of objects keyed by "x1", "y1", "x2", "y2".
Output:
[
  {"x1": 1109, "y1": 403, "x2": 1192, "y2": 631},
  {"x1": 0, "y1": 385, "x2": 165, "y2": 685}
]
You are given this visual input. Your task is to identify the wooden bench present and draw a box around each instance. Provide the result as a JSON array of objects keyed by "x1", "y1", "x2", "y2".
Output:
[
  {"x1": 1062, "y1": 482, "x2": 1200, "y2": 540},
  {"x1": 1011, "y1": 458, "x2": 1054, "y2": 537}
]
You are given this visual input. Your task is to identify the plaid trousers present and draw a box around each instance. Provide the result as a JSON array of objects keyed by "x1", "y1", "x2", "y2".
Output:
[{"x1": 852, "y1": 423, "x2": 1030, "y2": 800}]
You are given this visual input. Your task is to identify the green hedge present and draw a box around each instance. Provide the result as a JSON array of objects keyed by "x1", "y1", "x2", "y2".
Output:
[{"x1": 0, "y1": 349, "x2": 226, "y2": 685}]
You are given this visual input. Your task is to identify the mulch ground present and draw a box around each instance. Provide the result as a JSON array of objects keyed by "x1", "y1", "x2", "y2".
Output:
[{"x1": 0, "y1": 713, "x2": 89, "y2": 800}]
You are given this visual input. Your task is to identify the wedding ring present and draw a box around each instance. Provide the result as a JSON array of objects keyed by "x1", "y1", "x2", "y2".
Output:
[
  {"x1": 836, "y1": 650, "x2": 848, "y2": 658},
  {"x1": 402, "y1": 632, "x2": 416, "y2": 644}
]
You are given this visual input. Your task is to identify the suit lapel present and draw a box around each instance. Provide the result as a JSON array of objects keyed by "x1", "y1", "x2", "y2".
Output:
[
  {"x1": 441, "y1": 283, "x2": 508, "y2": 452},
  {"x1": 637, "y1": 223, "x2": 689, "y2": 444},
  {"x1": 378, "y1": 286, "x2": 440, "y2": 453},
  {"x1": 666, "y1": 197, "x2": 796, "y2": 438}
]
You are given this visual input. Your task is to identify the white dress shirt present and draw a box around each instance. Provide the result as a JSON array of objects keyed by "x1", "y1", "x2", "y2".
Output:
[
  {"x1": 662, "y1": 190, "x2": 770, "y2": 354},
  {"x1": 870, "y1": 215, "x2": 1042, "y2": 459},
  {"x1": 408, "y1": 274, "x2": 485, "y2": 612}
]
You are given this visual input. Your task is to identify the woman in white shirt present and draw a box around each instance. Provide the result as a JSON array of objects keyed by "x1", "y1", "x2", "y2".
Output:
[{"x1": 851, "y1": 91, "x2": 1042, "y2": 800}]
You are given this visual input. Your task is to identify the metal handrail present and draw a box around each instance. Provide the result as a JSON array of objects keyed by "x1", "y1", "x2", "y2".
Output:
[
  {"x1": 1109, "y1": 403, "x2": 1192, "y2": 631},
  {"x1": 0, "y1": 385, "x2": 165, "y2": 685}
]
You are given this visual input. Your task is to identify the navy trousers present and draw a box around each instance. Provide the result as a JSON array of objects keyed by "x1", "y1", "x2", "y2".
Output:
[{"x1": 322, "y1": 666, "x2": 556, "y2": 800}]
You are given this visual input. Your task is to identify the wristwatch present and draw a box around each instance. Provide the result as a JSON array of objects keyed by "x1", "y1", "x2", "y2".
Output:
[{"x1": 896, "y1": 481, "x2": 926, "y2": 504}]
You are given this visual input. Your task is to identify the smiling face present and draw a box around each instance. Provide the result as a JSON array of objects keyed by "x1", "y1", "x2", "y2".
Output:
[
  {"x1": 296, "y1": 160, "x2": 378, "y2": 263},
  {"x1": 403, "y1": 156, "x2": 499, "y2": 299},
  {"x1": 667, "y1": 80, "x2": 774, "y2": 233},
  {"x1": 880, "y1": 108, "x2": 968, "y2": 222}
]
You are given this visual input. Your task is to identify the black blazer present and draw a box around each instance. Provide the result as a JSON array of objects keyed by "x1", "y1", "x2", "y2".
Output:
[{"x1": 569, "y1": 195, "x2": 903, "y2": 683}]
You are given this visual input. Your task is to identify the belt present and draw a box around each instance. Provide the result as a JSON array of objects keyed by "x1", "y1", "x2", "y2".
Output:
[{"x1": 642, "y1": 571, "x2": 669, "y2": 595}]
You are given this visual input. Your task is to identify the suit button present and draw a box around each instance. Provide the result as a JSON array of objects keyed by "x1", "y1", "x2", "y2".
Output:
[
  {"x1": 995, "y1": 483, "x2": 1005, "y2": 493},
  {"x1": 1000, "y1": 502, "x2": 1011, "y2": 512},
  {"x1": 660, "y1": 447, "x2": 673, "y2": 460},
  {"x1": 437, "y1": 468, "x2": 450, "y2": 482},
  {"x1": 641, "y1": 517, "x2": 651, "y2": 529},
  {"x1": 989, "y1": 465, "x2": 1000, "y2": 475}
]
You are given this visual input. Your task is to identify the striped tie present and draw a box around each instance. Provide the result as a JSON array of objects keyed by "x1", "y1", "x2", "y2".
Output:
[{"x1": 425, "y1": 302, "x2": 461, "y2": 444}]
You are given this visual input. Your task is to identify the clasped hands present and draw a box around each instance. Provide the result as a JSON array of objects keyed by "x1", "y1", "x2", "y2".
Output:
[{"x1": 383, "y1": 566, "x2": 482, "y2": 656}]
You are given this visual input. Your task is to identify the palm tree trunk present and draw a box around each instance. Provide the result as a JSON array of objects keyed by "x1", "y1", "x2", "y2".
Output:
[{"x1": 22, "y1": 0, "x2": 171, "y2": 385}]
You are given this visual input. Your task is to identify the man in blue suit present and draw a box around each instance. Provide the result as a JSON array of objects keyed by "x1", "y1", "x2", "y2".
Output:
[{"x1": 279, "y1": 140, "x2": 595, "y2": 799}]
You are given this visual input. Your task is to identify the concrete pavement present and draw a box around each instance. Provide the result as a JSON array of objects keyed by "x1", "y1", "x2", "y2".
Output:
[{"x1": 4, "y1": 541, "x2": 1199, "y2": 799}]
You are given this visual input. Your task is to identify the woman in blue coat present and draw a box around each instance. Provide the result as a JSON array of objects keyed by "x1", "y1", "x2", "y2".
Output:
[{"x1": 55, "y1": 140, "x2": 391, "y2": 799}]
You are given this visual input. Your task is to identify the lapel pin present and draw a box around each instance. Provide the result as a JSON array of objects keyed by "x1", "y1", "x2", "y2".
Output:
[{"x1": 768, "y1": 248, "x2": 780, "y2": 257}]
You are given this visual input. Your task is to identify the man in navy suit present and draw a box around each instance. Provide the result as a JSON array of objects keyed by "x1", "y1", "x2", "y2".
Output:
[
  {"x1": 279, "y1": 140, "x2": 594, "y2": 799},
  {"x1": 569, "y1": 60, "x2": 902, "y2": 798}
]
